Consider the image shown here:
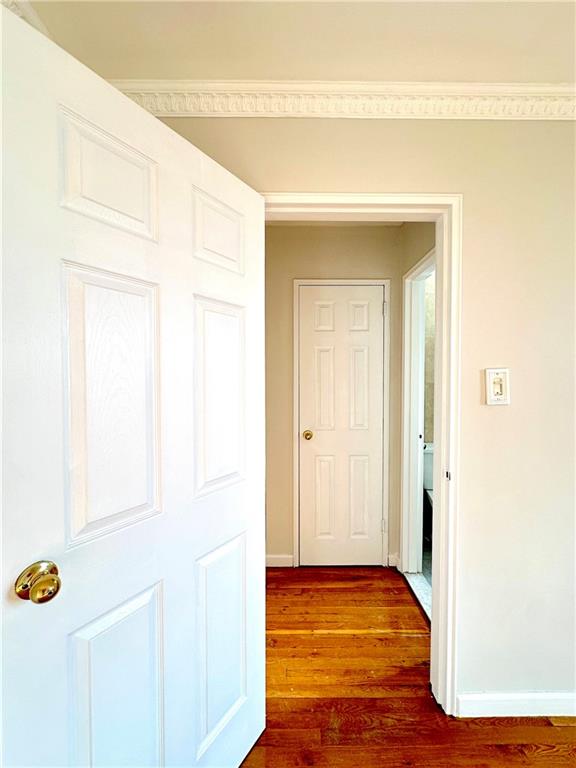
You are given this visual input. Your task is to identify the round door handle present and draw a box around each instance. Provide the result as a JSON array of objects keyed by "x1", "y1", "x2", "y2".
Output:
[
  {"x1": 302, "y1": 430, "x2": 314, "y2": 440},
  {"x1": 15, "y1": 561, "x2": 61, "y2": 604}
]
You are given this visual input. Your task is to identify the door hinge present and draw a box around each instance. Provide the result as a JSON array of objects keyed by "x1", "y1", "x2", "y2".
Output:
[
  {"x1": 382, "y1": 301, "x2": 388, "y2": 317},
  {"x1": 381, "y1": 518, "x2": 387, "y2": 532},
  {"x1": 445, "y1": 470, "x2": 452, "y2": 481}
]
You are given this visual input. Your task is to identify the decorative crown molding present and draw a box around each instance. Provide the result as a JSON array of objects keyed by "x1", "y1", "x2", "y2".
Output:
[{"x1": 111, "y1": 80, "x2": 575, "y2": 121}]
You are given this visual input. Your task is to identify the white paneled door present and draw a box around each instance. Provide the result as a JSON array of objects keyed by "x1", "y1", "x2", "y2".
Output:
[
  {"x1": 298, "y1": 284, "x2": 387, "y2": 565},
  {"x1": 2, "y1": 10, "x2": 264, "y2": 767}
]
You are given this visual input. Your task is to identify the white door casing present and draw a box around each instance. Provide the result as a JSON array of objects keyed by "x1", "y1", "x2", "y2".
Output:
[
  {"x1": 297, "y1": 282, "x2": 388, "y2": 566},
  {"x1": 268, "y1": 195, "x2": 462, "y2": 716},
  {"x1": 2, "y1": 10, "x2": 265, "y2": 767}
]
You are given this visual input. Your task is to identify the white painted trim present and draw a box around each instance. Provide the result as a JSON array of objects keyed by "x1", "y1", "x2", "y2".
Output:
[
  {"x1": 404, "y1": 573, "x2": 432, "y2": 620},
  {"x1": 401, "y1": 250, "x2": 436, "y2": 575},
  {"x1": 265, "y1": 193, "x2": 462, "y2": 718},
  {"x1": 292, "y1": 286, "x2": 300, "y2": 568},
  {"x1": 266, "y1": 555, "x2": 294, "y2": 568},
  {"x1": 387, "y1": 553, "x2": 400, "y2": 568},
  {"x1": 265, "y1": 193, "x2": 459, "y2": 222},
  {"x1": 430, "y1": 201, "x2": 462, "y2": 718},
  {"x1": 456, "y1": 692, "x2": 576, "y2": 718},
  {"x1": 112, "y1": 80, "x2": 575, "y2": 121},
  {"x1": 292, "y1": 278, "x2": 391, "y2": 568},
  {"x1": 382, "y1": 282, "x2": 391, "y2": 568}
]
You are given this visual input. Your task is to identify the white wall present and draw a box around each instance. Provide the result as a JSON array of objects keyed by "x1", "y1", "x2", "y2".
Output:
[{"x1": 162, "y1": 116, "x2": 575, "y2": 703}]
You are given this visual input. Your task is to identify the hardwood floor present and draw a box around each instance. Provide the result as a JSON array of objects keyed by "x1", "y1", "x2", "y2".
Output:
[{"x1": 241, "y1": 567, "x2": 575, "y2": 767}]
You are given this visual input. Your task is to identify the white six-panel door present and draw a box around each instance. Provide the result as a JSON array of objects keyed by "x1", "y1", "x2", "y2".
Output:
[
  {"x1": 2, "y1": 9, "x2": 265, "y2": 767},
  {"x1": 298, "y1": 283, "x2": 387, "y2": 565}
]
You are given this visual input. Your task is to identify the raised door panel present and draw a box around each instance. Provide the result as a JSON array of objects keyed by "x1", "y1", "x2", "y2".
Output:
[
  {"x1": 64, "y1": 263, "x2": 160, "y2": 547},
  {"x1": 348, "y1": 300, "x2": 370, "y2": 332},
  {"x1": 194, "y1": 296, "x2": 245, "y2": 496},
  {"x1": 193, "y1": 191, "x2": 244, "y2": 274},
  {"x1": 349, "y1": 346, "x2": 369, "y2": 430},
  {"x1": 196, "y1": 535, "x2": 247, "y2": 759},
  {"x1": 349, "y1": 455, "x2": 369, "y2": 539},
  {"x1": 314, "y1": 455, "x2": 335, "y2": 539},
  {"x1": 314, "y1": 347, "x2": 335, "y2": 430},
  {"x1": 314, "y1": 301, "x2": 335, "y2": 332},
  {"x1": 60, "y1": 108, "x2": 158, "y2": 240},
  {"x1": 70, "y1": 585, "x2": 164, "y2": 767}
]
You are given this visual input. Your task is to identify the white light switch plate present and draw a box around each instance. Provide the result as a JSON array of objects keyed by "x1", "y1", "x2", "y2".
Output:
[{"x1": 485, "y1": 368, "x2": 510, "y2": 405}]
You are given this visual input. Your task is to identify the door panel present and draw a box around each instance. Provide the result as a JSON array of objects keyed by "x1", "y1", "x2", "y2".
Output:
[
  {"x1": 350, "y1": 346, "x2": 369, "y2": 429},
  {"x1": 2, "y1": 10, "x2": 264, "y2": 767},
  {"x1": 349, "y1": 455, "x2": 370, "y2": 537},
  {"x1": 71, "y1": 585, "x2": 164, "y2": 767},
  {"x1": 299, "y1": 284, "x2": 385, "y2": 565},
  {"x1": 196, "y1": 535, "x2": 247, "y2": 760},
  {"x1": 314, "y1": 455, "x2": 336, "y2": 538},
  {"x1": 64, "y1": 263, "x2": 160, "y2": 545},
  {"x1": 194, "y1": 191, "x2": 244, "y2": 274},
  {"x1": 194, "y1": 296, "x2": 245, "y2": 496},
  {"x1": 314, "y1": 347, "x2": 335, "y2": 429},
  {"x1": 61, "y1": 106, "x2": 159, "y2": 240}
]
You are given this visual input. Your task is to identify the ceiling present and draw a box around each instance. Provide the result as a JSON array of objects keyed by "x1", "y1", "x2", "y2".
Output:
[{"x1": 31, "y1": 1, "x2": 575, "y2": 83}]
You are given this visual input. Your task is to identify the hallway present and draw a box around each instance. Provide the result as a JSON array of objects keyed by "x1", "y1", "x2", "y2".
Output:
[{"x1": 241, "y1": 567, "x2": 575, "y2": 767}]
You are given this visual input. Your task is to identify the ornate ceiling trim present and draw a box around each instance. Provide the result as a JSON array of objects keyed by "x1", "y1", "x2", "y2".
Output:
[{"x1": 111, "y1": 80, "x2": 575, "y2": 121}]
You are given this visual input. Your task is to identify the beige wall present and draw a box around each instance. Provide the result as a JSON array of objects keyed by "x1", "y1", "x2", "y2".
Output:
[
  {"x1": 162, "y1": 116, "x2": 575, "y2": 698},
  {"x1": 35, "y1": 3, "x2": 576, "y2": 83},
  {"x1": 265, "y1": 223, "x2": 434, "y2": 560}
]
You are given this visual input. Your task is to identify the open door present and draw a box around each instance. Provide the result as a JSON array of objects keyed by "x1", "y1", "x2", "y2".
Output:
[{"x1": 2, "y1": 10, "x2": 265, "y2": 767}]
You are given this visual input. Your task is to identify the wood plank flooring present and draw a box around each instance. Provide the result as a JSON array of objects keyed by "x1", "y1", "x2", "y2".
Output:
[{"x1": 241, "y1": 567, "x2": 575, "y2": 767}]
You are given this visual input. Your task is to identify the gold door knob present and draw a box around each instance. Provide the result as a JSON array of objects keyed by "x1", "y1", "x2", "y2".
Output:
[
  {"x1": 15, "y1": 561, "x2": 61, "y2": 604},
  {"x1": 302, "y1": 430, "x2": 314, "y2": 440}
]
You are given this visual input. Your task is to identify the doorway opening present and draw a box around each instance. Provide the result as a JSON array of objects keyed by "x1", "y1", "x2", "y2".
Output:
[
  {"x1": 401, "y1": 251, "x2": 436, "y2": 617},
  {"x1": 264, "y1": 193, "x2": 462, "y2": 716}
]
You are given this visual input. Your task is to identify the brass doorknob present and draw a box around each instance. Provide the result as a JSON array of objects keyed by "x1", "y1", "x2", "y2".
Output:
[
  {"x1": 302, "y1": 430, "x2": 314, "y2": 440},
  {"x1": 15, "y1": 561, "x2": 61, "y2": 604}
]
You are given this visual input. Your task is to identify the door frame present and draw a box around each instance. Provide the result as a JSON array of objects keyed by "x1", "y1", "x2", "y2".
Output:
[
  {"x1": 264, "y1": 193, "x2": 462, "y2": 716},
  {"x1": 401, "y1": 249, "x2": 436, "y2": 573},
  {"x1": 293, "y1": 278, "x2": 391, "y2": 568}
]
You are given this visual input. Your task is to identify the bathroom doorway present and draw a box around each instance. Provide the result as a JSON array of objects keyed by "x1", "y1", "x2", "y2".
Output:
[
  {"x1": 422, "y1": 271, "x2": 436, "y2": 591},
  {"x1": 401, "y1": 250, "x2": 436, "y2": 617}
]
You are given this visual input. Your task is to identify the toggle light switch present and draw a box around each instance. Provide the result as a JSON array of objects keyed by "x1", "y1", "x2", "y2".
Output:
[{"x1": 485, "y1": 368, "x2": 510, "y2": 405}]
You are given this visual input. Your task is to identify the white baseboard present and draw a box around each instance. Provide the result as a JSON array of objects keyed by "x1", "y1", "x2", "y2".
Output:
[
  {"x1": 456, "y1": 691, "x2": 576, "y2": 718},
  {"x1": 266, "y1": 554, "x2": 401, "y2": 568},
  {"x1": 266, "y1": 554, "x2": 294, "y2": 567}
]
